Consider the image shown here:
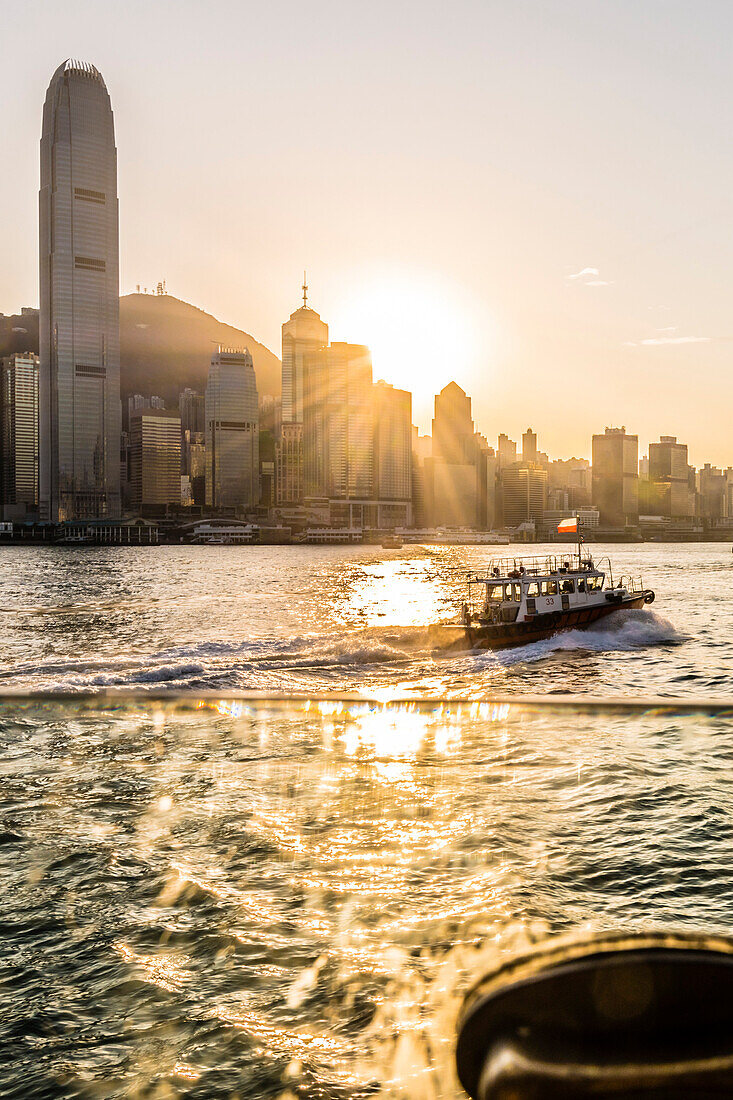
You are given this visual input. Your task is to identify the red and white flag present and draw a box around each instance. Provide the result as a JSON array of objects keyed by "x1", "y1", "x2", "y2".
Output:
[{"x1": 557, "y1": 517, "x2": 578, "y2": 534}]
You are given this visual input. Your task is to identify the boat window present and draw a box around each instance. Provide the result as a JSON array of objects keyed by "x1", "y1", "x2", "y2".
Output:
[
  {"x1": 561, "y1": 579, "x2": 575, "y2": 594},
  {"x1": 512, "y1": 583, "x2": 521, "y2": 601},
  {"x1": 487, "y1": 583, "x2": 504, "y2": 601},
  {"x1": 526, "y1": 581, "x2": 540, "y2": 597},
  {"x1": 587, "y1": 575, "x2": 603, "y2": 590},
  {"x1": 577, "y1": 579, "x2": 587, "y2": 593},
  {"x1": 541, "y1": 579, "x2": 558, "y2": 596}
]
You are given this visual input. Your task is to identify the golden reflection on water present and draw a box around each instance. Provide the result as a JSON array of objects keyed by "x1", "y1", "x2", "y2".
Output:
[
  {"x1": 12, "y1": 697, "x2": 730, "y2": 1097},
  {"x1": 344, "y1": 559, "x2": 449, "y2": 628}
]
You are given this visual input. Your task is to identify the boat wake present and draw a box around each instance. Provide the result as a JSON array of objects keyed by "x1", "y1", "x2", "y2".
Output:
[
  {"x1": 0, "y1": 612, "x2": 684, "y2": 693},
  {"x1": 475, "y1": 609, "x2": 685, "y2": 667}
]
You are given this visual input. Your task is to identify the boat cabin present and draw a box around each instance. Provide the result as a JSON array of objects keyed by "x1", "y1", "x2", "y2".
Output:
[{"x1": 462, "y1": 552, "x2": 639, "y2": 625}]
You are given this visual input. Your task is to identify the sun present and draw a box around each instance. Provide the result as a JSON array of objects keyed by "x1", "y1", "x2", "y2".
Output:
[{"x1": 329, "y1": 270, "x2": 482, "y2": 428}]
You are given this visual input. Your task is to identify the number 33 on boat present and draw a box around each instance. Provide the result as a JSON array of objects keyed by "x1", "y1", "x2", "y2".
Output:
[{"x1": 439, "y1": 517, "x2": 654, "y2": 652}]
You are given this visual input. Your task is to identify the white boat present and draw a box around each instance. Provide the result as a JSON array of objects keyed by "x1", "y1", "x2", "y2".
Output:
[{"x1": 432, "y1": 549, "x2": 655, "y2": 652}]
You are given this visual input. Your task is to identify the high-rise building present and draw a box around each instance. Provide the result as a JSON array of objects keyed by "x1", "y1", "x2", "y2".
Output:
[
  {"x1": 129, "y1": 408, "x2": 182, "y2": 512},
  {"x1": 205, "y1": 348, "x2": 259, "y2": 511},
  {"x1": 275, "y1": 423, "x2": 304, "y2": 505},
  {"x1": 281, "y1": 279, "x2": 329, "y2": 426},
  {"x1": 648, "y1": 435, "x2": 694, "y2": 518},
  {"x1": 500, "y1": 462, "x2": 548, "y2": 528},
  {"x1": 432, "y1": 382, "x2": 476, "y2": 465},
  {"x1": 279, "y1": 282, "x2": 328, "y2": 505},
  {"x1": 303, "y1": 342, "x2": 373, "y2": 501},
  {"x1": 592, "y1": 426, "x2": 639, "y2": 527},
  {"x1": 522, "y1": 428, "x2": 538, "y2": 465},
  {"x1": 40, "y1": 60, "x2": 121, "y2": 521},
  {"x1": 1, "y1": 353, "x2": 40, "y2": 519},
  {"x1": 373, "y1": 381, "x2": 412, "y2": 508},
  {"x1": 429, "y1": 383, "x2": 480, "y2": 527},
  {"x1": 497, "y1": 433, "x2": 517, "y2": 469},
  {"x1": 179, "y1": 388, "x2": 205, "y2": 435}
]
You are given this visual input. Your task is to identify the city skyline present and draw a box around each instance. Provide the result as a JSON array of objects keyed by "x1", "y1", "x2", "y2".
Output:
[{"x1": 4, "y1": 3, "x2": 733, "y2": 462}]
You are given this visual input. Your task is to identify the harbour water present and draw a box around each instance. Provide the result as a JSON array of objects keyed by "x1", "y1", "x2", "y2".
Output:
[
  {"x1": 2, "y1": 543, "x2": 733, "y2": 1098},
  {"x1": 0, "y1": 541, "x2": 721, "y2": 696}
]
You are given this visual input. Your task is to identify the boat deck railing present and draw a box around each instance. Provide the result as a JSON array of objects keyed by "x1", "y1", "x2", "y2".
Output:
[{"x1": 467, "y1": 551, "x2": 596, "y2": 581}]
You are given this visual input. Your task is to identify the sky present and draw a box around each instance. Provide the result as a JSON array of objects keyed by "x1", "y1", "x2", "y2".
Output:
[{"x1": 2, "y1": 0, "x2": 733, "y2": 463}]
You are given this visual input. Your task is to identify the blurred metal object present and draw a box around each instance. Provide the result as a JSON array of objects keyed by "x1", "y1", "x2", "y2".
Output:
[{"x1": 456, "y1": 930, "x2": 733, "y2": 1097}]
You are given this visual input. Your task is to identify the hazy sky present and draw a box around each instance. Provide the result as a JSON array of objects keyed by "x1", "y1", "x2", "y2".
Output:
[{"x1": 3, "y1": 0, "x2": 733, "y2": 463}]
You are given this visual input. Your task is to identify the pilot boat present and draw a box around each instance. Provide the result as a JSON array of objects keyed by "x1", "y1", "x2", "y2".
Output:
[{"x1": 435, "y1": 549, "x2": 655, "y2": 652}]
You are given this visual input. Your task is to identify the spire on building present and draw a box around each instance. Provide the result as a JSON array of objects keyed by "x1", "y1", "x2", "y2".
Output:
[{"x1": 302, "y1": 271, "x2": 308, "y2": 307}]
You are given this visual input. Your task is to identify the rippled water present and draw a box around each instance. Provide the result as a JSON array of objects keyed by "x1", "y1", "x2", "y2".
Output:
[
  {"x1": 0, "y1": 541, "x2": 722, "y2": 695},
  {"x1": 2, "y1": 545, "x2": 732, "y2": 1098}
]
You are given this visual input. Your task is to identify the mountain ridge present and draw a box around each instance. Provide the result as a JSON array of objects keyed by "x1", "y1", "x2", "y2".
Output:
[{"x1": 0, "y1": 293, "x2": 282, "y2": 405}]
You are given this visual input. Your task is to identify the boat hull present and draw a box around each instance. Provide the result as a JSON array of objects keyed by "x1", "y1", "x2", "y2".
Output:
[{"x1": 431, "y1": 592, "x2": 653, "y2": 653}]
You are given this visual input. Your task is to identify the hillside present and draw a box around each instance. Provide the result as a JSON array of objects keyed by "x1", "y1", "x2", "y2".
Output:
[
  {"x1": 119, "y1": 294, "x2": 281, "y2": 404},
  {"x1": 0, "y1": 294, "x2": 282, "y2": 404}
]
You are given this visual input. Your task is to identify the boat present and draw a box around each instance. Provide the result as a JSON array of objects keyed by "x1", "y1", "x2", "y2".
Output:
[
  {"x1": 432, "y1": 549, "x2": 655, "y2": 652},
  {"x1": 381, "y1": 535, "x2": 403, "y2": 549}
]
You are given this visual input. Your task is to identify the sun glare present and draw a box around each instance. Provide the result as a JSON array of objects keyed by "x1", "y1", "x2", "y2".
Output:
[{"x1": 330, "y1": 272, "x2": 482, "y2": 426}]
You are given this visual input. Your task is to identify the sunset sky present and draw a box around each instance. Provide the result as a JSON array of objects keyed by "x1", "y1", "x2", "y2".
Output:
[{"x1": 3, "y1": 0, "x2": 733, "y2": 463}]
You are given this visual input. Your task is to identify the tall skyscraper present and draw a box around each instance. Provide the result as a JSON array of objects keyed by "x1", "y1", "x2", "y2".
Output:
[
  {"x1": 432, "y1": 382, "x2": 476, "y2": 465},
  {"x1": 39, "y1": 60, "x2": 121, "y2": 521},
  {"x1": 303, "y1": 342, "x2": 373, "y2": 501},
  {"x1": 373, "y1": 381, "x2": 412, "y2": 526},
  {"x1": 281, "y1": 277, "x2": 329, "y2": 425},
  {"x1": 522, "y1": 428, "x2": 538, "y2": 464},
  {"x1": 205, "y1": 348, "x2": 259, "y2": 511},
  {"x1": 1, "y1": 353, "x2": 40, "y2": 519},
  {"x1": 648, "y1": 435, "x2": 694, "y2": 518},
  {"x1": 278, "y1": 280, "x2": 328, "y2": 505},
  {"x1": 592, "y1": 426, "x2": 639, "y2": 527}
]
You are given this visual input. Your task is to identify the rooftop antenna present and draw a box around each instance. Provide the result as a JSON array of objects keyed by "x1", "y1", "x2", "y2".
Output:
[{"x1": 302, "y1": 270, "x2": 308, "y2": 307}]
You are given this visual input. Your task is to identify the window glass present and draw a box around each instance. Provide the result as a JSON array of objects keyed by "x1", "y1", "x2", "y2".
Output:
[
  {"x1": 512, "y1": 583, "x2": 522, "y2": 601},
  {"x1": 561, "y1": 579, "x2": 575, "y2": 594},
  {"x1": 526, "y1": 581, "x2": 540, "y2": 597},
  {"x1": 541, "y1": 579, "x2": 558, "y2": 595},
  {"x1": 487, "y1": 583, "x2": 504, "y2": 601}
]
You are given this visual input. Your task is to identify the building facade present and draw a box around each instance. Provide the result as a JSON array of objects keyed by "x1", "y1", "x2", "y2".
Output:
[
  {"x1": 39, "y1": 59, "x2": 121, "y2": 521},
  {"x1": 647, "y1": 435, "x2": 694, "y2": 518},
  {"x1": 592, "y1": 427, "x2": 639, "y2": 527},
  {"x1": 205, "y1": 348, "x2": 259, "y2": 511},
  {"x1": 373, "y1": 381, "x2": 412, "y2": 520},
  {"x1": 129, "y1": 408, "x2": 182, "y2": 511},
  {"x1": 303, "y1": 342, "x2": 373, "y2": 501},
  {"x1": 1, "y1": 353, "x2": 40, "y2": 519},
  {"x1": 282, "y1": 303, "x2": 329, "y2": 425},
  {"x1": 500, "y1": 462, "x2": 548, "y2": 528}
]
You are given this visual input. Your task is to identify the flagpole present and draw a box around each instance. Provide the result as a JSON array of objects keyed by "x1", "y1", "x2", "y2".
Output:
[{"x1": 577, "y1": 511, "x2": 581, "y2": 564}]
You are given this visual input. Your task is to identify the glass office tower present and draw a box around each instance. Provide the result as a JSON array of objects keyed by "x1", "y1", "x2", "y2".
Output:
[{"x1": 39, "y1": 59, "x2": 121, "y2": 521}]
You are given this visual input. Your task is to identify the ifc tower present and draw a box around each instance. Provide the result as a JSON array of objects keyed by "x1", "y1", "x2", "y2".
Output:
[{"x1": 39, "y1": 60, "x2": 121, "y2": 521}]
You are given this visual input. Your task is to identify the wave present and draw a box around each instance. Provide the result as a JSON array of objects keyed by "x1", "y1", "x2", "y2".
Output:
[{"x1": 478, "y1": 609, "x2": 685, "y2": 667}]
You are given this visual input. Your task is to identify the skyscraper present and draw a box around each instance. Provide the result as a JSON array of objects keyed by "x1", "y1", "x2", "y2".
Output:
[
  {"x1": 432, "y1": 382, "x2": 476, "y2": 465},
  {"x1": 373, "y1": 381, "x2": 412, "y2": 527},
  {"x1": 592, "y1": 426, "x2": 639, "y2": 527},
  {"x1": 278, "y1": 279, "x2": 329, "y2": 505},
  {"x1": 39, "y1": 60, "x2": 121, "y2": 521},
  {"x1": 281, "y1": 277, "x2": 329, "y2": 425},
  {"x1": 522, "y1": 428, "x2": 538, "y2": 465},
  {"x1": 302, "y1": 342, "x2": 373, "y2": 502},
  {"x1": 205, "y1": 348, "x2": 259, "y2": 511},
  {"x1": 1, "y1": 353, "x2": 40, "y2": 519},
  {"x1": 129, "y1": 408, "x2": 182, "y2": 513}
]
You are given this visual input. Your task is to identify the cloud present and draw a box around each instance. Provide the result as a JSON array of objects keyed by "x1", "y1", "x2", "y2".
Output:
[
  {"x1": 567, "y1": 266, "x2": 612, "y2": 287},
  {"x1": 624, "y1": 334, "x2": 711, "y2": 347},
  {"x1": 568, "y1": 267, "x2": 599, "y2": 280},
  {"x1": 640, "y1": 335, "x2": 711, "y2": 346}
]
